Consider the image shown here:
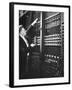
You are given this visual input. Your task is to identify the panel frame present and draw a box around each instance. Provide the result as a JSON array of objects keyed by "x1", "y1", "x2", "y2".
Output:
[{"x1": 9, "y1": 2, "x2": 70, "y2": 87}]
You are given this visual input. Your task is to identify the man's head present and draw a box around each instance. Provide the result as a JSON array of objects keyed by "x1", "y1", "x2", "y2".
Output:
[{"x1": 19, "y1": 25, "x2": 27, "y2": 37}]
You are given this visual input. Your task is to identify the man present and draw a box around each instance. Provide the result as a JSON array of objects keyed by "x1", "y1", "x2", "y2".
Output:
[{"x1": 19, "y1": 18, "x2": 38, "y2": 79}]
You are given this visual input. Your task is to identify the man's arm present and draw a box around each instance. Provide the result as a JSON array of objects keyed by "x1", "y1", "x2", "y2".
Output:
[{"x1": 27, "y1": 18, "x2": 38, "y2": 32}]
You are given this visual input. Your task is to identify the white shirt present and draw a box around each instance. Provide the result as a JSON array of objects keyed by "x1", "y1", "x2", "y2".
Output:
[{"x1": 20, "y1": 34, "x2": 29, "y2": 47}]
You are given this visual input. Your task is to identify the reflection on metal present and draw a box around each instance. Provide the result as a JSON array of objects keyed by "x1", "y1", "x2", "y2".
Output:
[{"x1": 40, "y1": 12, "x2": 42, "y2": 53}]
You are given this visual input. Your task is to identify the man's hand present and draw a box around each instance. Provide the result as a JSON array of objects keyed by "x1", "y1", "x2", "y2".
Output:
[{"x1": 30, "y1": 43, "x2": 36, "y2": 47}]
